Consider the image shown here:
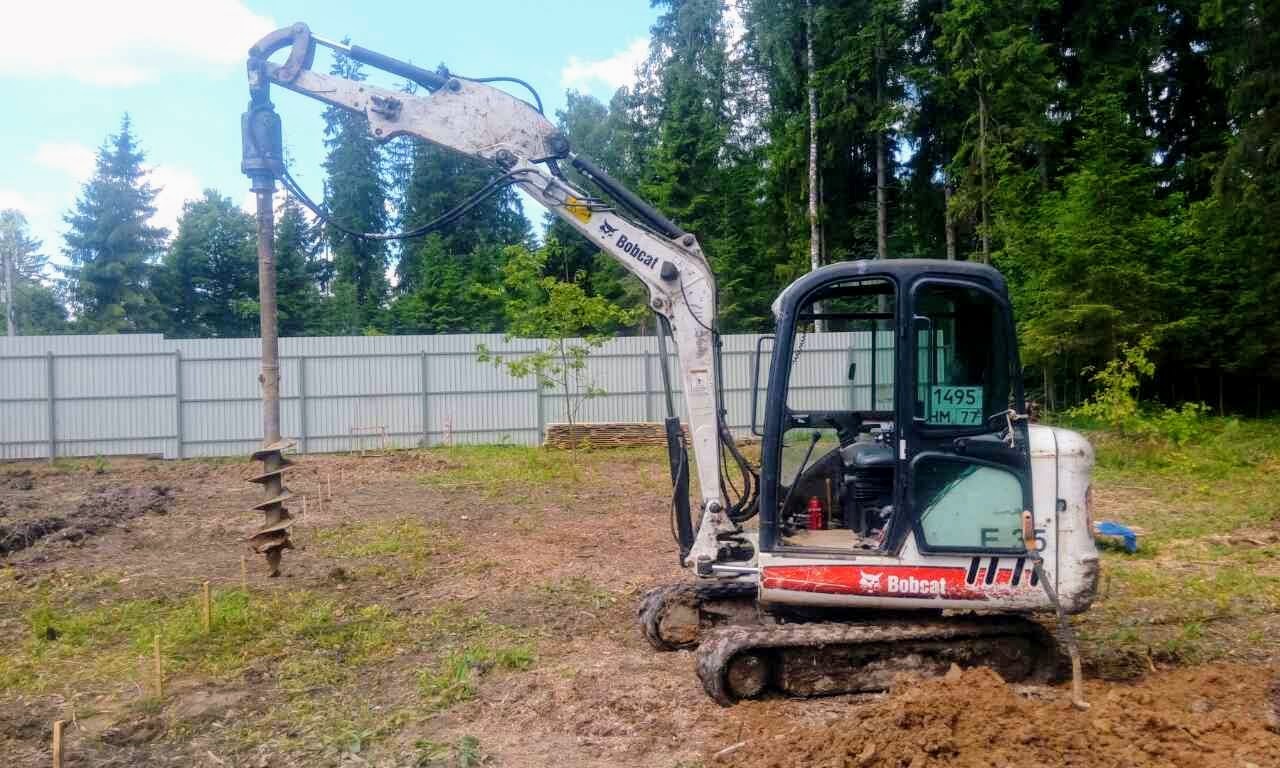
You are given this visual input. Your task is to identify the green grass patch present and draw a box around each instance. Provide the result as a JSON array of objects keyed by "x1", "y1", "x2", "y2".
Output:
[
  {"x1": 314, "y1": 518, "x2": 457, "y2": 562},
  {"x1": 415, "y1": 735, "x2": 486, "y2": 768},
  {"x1": 1082, "y1": 417, "x2": 1280, "y2": 542},
  {"x1": 417, "y1": 642, "x2": 535, "y2": 710},
  {"x1": 416, "y1": 444, "x2": 584, "y2": 496},
  {"x1": 0, "y1": 586, "x2": 411, "y2": 695},
  {"x1": 0, "y1": 571, "x2": 537, "y2": 759},
  {"x1": 536, "y1": 575, "x2": 618, "y2": 613}
]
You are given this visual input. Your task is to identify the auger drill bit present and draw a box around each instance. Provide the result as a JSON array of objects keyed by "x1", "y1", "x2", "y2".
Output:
[
  {"x1": 242, "y1": 73, "x2": 294, "y2": 576},
  {"x1": 249, "y1": 441, "x2": 295, "y2": 576}
]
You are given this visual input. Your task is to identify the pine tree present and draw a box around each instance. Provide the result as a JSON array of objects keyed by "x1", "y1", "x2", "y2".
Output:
[
  {"x1": 322, "y1": 52, "x2": 390, "y2": 331},
  {"x1": 62, "y1": 114, "x2": 168, "y2": 332}
]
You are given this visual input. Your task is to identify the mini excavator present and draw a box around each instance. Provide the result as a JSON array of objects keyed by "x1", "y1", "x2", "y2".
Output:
[{"x1": 241, "y1": 24, "x2": 1101, "y2": 705}]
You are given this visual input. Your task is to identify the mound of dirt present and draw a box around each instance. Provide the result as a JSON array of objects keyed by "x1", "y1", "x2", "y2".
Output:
[
  {"x1": 720, "y1": 664, "x2": 1280, "y2": 768},
  {"x1": 0, "y1": 470, "x2": 35, "y2": 491},
  {"x1": 0, "y1": 485, "x2": 173, "y2": 557}
]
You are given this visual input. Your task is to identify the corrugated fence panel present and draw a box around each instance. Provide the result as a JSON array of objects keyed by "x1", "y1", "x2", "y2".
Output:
[
  {"x1": 0, "y1": 354, "x2": 49, "y2": 459},
  {"x1": 2, "y1": 330, "x2": 915, "y2": 459}
]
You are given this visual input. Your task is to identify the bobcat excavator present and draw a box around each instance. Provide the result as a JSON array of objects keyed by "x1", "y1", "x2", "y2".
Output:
[{"x1": 241, "y1": 24, "x2": 1101, "y2": 706}]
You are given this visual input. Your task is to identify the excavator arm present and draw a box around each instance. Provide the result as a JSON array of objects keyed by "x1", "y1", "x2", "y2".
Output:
[{"x1": 242, "y1": 24, "x2": 740, "y2": 567}]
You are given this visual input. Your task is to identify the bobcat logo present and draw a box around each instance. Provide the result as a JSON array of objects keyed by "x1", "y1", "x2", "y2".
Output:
[
  {"x1": 859, "y1": 571, "x2": 883, "y2": 592},
  {"x1": 599, "y1": 219, "x2": 618, "y2": 236}
]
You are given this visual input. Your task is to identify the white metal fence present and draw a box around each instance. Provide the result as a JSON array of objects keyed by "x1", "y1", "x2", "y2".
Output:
[{"x1": 0, "y1": 331, "x2": 897, "y2": 461}]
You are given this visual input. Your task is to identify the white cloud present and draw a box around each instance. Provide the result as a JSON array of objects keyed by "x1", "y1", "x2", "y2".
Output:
[
  {"x1": 34, "y1": 142, "x2": 97, "y2": 180},
  {"x1": 561, "y1": 38, "x2": 649, "y2": 92},
  {"x1": 0, "y1": 1, "x2": 275, "y2": 86},
  {"x1": 0, "y1": 189, "x2": 41, "y2": 217},
  {"x1": 149, "y1": 166, "x2": 205, "y2": 237}
]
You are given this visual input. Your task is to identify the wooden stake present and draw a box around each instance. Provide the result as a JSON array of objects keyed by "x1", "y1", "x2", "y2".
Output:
[
  {"x1": 327, "y1": 472, "x2": 332, "y2": 499},
  {"x1": 302, "y1": 495, "x2": 307, "y2": 517},
  {"x1": 52, "y1": 720, "x2": 64, "y2": 768},
  {"x1": 240, "y1": 555, "x2": 248, "y2": 592},
  {"x1": 153, "y1": 634, "x2": 163, "y2": 699},
  {"x1": 201, "y1": 581, "x2": 211, "y2": 633}
]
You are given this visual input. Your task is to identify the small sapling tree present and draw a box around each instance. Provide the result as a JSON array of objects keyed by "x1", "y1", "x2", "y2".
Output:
[{"x1": 476, "y1": 239, "x2": 642, "y2": 433}]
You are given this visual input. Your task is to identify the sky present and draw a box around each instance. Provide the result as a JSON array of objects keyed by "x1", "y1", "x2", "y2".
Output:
[{"x1": 0, "y1": 0, "x2": 662, "y2": 272}]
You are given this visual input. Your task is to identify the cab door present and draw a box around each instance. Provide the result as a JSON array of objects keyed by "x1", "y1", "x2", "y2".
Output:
[{"x1": 899, "y1": 278, "x2": 1033, "y2": 557}]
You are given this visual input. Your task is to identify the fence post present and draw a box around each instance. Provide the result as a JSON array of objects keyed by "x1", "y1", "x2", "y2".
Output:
[
  {"x1": 298, "y1": 355, "x2": 308, "y2": 454},
  {"x1": 643, "y1": 345, "x2": 654, "y2": 422},
  {"x1": 45, "y1": 351, "x2": 55, "y2": 462},
  {"x1": 534, "y1": 384, "x2": 544, "y2": 446},
  {"x1": 420, "y1": 351, "x2": 429, "y2": 448},
  {"x1": 174, "y1": 350, "x2": 183, "y2": 459}
]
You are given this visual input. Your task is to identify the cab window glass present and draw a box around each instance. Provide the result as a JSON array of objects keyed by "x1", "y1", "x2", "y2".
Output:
[
  {"x1": 787, "y1": 279, "x2": 895, "y2": 414},
  {"x1": 914, "y1": 283, "x2": 1010, "y2": 427},
  {"x1": 915, "y1": 458, "x2": 1024, "y2": 550}
]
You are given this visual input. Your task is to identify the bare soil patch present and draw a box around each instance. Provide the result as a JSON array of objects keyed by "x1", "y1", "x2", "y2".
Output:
[
  {"x1": 718, "y1": 664, "x2": 1280, "y2": 768},
  {"x1": 0, "y1": 485, "x2": 172, "y2": 557}
]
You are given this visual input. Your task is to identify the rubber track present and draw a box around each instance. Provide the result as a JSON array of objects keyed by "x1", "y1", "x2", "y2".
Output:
[
  {"x1": 638, "y1": 580, "x2": 759, "y2": 651},
  {"x1": 696, "y1": 616, "x2": 1055, "y2": 706}
]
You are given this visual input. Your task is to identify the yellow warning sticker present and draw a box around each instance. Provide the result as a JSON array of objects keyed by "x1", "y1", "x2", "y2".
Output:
[{"x1": 564, "y1": 195, "x2": 592, "y2": 223}]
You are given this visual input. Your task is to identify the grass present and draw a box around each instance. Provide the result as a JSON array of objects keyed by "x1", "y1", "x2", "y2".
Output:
[
  {"x1": 536, "y1": 575, "x2": 618, "y2": 613},
  {"x1": 1069, "y1": 417, "x2": 1280, "y2": 673},
  {"x1": 1087, "y1": 417, "x2": 1280, "y2": 542},
  {"x1": 314, "y1": 518, "x2": 458, "y2": 561},
  {"x1": 0, "y1": 583, "x2": 408, "y2": 695},
  {"x1": 0, "y1": 567, "x2": 539, "y2": 759},
  {"x1": 417, "y1": 642, "x2": 535, "y2": 709},
  {"x1": 417, "y1": 445, "x2": 584, "y2": 497},
  {"x1": 413, "y1": 443, "x2": 669, "y2": 498},
  {"x1": 415, "y1": 735, "x2": 487, "y2": 768}
]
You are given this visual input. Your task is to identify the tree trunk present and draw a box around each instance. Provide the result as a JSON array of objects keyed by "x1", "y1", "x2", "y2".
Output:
[
  {"x1": 977, "y1": 78, "x2": 991, "y2": 264},
  {"x1": 559, "y1": 338, "x2": 574, "y2": 428},
  {"x1": 875, "y1": 47, "x2": 888, "y2": 262},
  {"x1": 943, "y1": 180, "x2": 956, "y2": 261},
  {"x1": 806, "y1": 0, "x2": 824, "y2": 330},
  {"x1": 3, "y1": 237, "x2": 14, "y2": 337}
]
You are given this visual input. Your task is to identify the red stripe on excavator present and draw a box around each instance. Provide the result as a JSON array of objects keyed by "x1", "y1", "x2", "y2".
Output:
[{"x1": 761, "y1": 564, "x2": 1031, "y2": 600}]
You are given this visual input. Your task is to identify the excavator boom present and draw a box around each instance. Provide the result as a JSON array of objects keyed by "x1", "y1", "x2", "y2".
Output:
[{"x1": 242, "y1": 23, "x2": 744, "y2": 568}]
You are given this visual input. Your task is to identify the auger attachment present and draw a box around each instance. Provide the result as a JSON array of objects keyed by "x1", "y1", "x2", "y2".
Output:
[
  {"x1": 248, "y1": 440, "x2": 295, "y2": 576},
  {"x1": 242, "y1": 71, "x2": 293, "y2": 576}
]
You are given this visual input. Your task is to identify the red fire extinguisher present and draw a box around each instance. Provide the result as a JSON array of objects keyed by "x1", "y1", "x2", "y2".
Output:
[{"x1": 807, "y1": 496, "x2": 825, "y2": 530}]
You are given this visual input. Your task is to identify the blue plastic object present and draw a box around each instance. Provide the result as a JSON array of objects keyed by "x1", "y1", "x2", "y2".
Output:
[{"x1": 1094, "y1": 521, "x2": 1139, "y2": 553}]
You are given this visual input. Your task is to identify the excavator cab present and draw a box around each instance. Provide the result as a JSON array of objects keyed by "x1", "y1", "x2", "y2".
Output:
[{"x1": 755, "y1": 259, "x2": 1031, "y2": 561}]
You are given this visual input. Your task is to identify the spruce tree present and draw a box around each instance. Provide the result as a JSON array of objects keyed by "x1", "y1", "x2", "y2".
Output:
[
  {"x1": 322, "y1": 52, "x2": 390, "y2": 332},
  {"x1": 62, "y1": 114, "x2": 168, "y2": 332},
  {"x1": 274, "y1": 195, "x2": 324, "y2": 337}
]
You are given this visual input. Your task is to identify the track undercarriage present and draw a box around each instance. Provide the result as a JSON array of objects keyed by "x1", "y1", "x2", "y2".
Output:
[{"x1": 640, "y1": 581, "x2": 1061, "y2": 706}]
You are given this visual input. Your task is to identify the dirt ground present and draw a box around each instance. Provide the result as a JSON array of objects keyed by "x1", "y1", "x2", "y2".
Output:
[{"x1": 1, "y1": 446, "x2": 1278, "y2": 768}]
